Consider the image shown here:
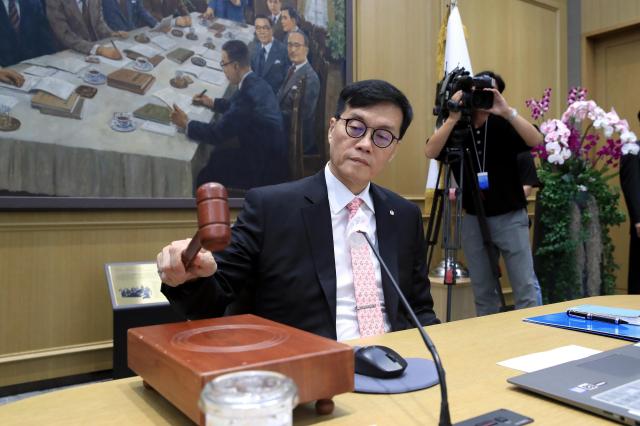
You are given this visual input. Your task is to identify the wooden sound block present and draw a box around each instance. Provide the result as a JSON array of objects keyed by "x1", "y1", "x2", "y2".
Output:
[{"x1": 128, "y1": 314, "x2": 354, "y2": 425}]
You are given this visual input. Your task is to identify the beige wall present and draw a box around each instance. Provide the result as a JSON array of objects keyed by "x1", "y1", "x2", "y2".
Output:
[{"x1": 3, "y1": 0, "x2": 638, "y2": 387}]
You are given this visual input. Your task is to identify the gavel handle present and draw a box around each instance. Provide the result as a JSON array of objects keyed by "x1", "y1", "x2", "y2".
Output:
[{"x1": 181, "y1": 231, "x2": 201, "y2": 270}]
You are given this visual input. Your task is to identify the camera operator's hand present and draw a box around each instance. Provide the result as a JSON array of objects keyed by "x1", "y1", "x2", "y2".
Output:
[
  {"x1": 481, "y1": 88, "x2": 511, "y2": 118},
  {"x1": 424, "y1": 90, "x2": 465, "y2": 159},
  {"x1": 446, "y1": 90, "x2": 464, "y2": 123}
]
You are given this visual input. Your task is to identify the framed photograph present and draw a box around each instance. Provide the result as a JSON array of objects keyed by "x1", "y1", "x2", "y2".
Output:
[
  {"x1": 0, "y1": 0, "x2": 351, "y2": 208},
  {"x1": 105, "y1": 261, "x2": 169, "y2": 310}
]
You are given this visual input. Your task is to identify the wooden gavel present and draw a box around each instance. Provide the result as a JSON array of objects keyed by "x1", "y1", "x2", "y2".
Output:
[{"x1": 181, "y1": 183, "x2": 232, "y2": 269}]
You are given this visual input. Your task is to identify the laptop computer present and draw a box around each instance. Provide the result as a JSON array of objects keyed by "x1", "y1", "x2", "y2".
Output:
[{"x1": 508, "y1": 343, "x2": 640, "y2": 425}]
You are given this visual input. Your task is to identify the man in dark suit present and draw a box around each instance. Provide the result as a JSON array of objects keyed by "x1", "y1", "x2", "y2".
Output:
[
  {"x1": 158, "y1": 79, "x2": 440, "y2": 341},
  {"x1": 278, "y1": 30, "x2": 320, "y2": 154},
  {"x1": 202, "y1": 0, "x2": 245, "y2": 22},
  {"x1": 143, "y1": 0, "x2": 191, "y2": 25},
  {"x1": 250, "y1": 15, "x2": 288, "y2": 94},
  {"x1": 266, "y1": 0, "x2": 285, "y2": 41},
  {"x1": 0, "y1": 0, "x2": 56, "y2": 67},
  {"x1": 170, "y1": 40, "x2": 287, "y2": 191},
  {"x1": 46, "y1": 0, "x2": 126, "y2": 58},
  {"x1": 102, "y1": 0, "x2": 157, "y2": 31},
  {"x1": 620, "y1": 111, "x2": 640, "y2": 294}
]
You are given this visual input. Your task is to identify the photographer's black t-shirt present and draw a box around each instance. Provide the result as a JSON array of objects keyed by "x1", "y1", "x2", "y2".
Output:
[{"x1": 438, "y1": 114, "x2": 532, "y2": 216}]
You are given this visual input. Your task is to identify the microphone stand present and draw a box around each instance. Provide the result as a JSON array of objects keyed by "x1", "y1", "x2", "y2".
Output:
[{"x1": 357, "y1": 231, "x2": 452, "y2": 426}]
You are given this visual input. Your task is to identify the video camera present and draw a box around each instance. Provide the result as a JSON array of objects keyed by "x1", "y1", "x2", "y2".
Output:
[{"x1": 433, "y1": 67, "x2": 494, "y2": 126}]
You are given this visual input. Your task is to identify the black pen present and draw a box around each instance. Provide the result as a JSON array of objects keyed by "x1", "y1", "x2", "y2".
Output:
[
  {"x1": 198, "y1": 89, "x2": 207, "y2": 97},
  {"x1": 566, "y1": 309, "x2": 630, "y2": 325}
]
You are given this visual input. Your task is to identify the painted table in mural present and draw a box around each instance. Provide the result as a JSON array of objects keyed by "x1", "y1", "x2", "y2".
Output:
[{"x1": 0, "y1": 15, "x2": 254, "y2": 198}]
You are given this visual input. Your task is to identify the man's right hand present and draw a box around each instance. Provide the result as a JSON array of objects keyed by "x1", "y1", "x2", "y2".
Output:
[
  {"x1": 176, "y1": 15, "x2": 193, "y2": 27},
  {"x1": 192, "y1": 94, "x2": 214, "y2": 108},
  {"x1": 157, "y1": 238, "x2": 217, "y2": 286},
  {"x1": 97, "y1": 46, "x2": 122, "y2": 60},
  {"x1": 201, "y1": 7, "x2": 214, "y2": 19},
  {"x1": 0, "y1": 69, "x2": 25, "y2": 87}
]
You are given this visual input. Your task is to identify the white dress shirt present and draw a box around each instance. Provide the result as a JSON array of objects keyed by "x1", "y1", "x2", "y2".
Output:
[{"x1": 325, "y1": 164, "x2": 391, "y2": 341}]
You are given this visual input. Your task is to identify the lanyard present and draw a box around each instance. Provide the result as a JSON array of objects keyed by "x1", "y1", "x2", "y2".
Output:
[{"x1": 469, "y1": 117, "x2": 489, "y2": 173}]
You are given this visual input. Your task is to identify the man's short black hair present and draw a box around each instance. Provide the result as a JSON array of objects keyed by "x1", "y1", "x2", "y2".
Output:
[
  {"x1": 222, "y1": 40, "x2": 250, "y2": 67},
  {"x1": 254, "y1": 14, "x2": 272, "y2": 28},
  {"x1": 282, "y1": 6, "x2": 299, "y2": 23},
  {"x1": 475, "y1": 70, "x2": 505, "y2": 93},
  {"x1": 335, "y1": 80, "x2": 413, "y2": 139}
]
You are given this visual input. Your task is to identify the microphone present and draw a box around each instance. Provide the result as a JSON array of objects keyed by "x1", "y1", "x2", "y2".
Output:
[
  {"x1": 358, "y1": 231, "x2": 533, "y2": 426},
  {"x1": 357, "y1": 230, "x2": 451, "y2": 426}
]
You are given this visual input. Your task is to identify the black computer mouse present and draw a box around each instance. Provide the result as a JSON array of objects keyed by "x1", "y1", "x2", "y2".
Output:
[{"x1": 354, "y1": 345, "x2": 408, "y2": 379}]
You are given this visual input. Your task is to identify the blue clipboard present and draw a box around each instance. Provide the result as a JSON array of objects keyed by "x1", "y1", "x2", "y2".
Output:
[{"x1": 523, "y1": 304, "x2": 640, "y2": 342}]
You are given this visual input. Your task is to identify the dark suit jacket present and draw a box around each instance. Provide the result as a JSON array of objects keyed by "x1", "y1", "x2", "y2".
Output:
[
  {"x1": 162, "y1": 170, "x2": 440, "y2": 340},
  {"x1": 207, "y1": 0, "x2": 245, "y2": 22},
  {"x1": 46, "y1": 0, "x2": 113, "y2": 54},
  {"x1": 277, "y1": 62, "x2": 321, "y2": 154},
  {"x1": 271, "y1": 14, "x2": 285, "y2": 41},
  {"x1": 143, "y1": 0, "x2": 188, "y2": 20},
  {"x1": 187, "y1": 72, "x2": 287, "y2": 190},
  {"x1": 621, "y1": 153, "x2": 640, "y2": 230},
  {"x1": 0, "y1": 0, "x2": 56, "y2": 67},
  {"x1": 250, "y1": 39, "x2": 288, "y2": 94},
  {"x1": 102, "y1": 0, "x2": 157, "y2": 31}
]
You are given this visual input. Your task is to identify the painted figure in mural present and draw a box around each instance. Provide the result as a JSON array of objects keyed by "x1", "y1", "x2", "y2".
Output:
[
  {"x1": 157, "y1": 79, "x2": 440, "y2": 341},
  {"x1": 249, "y1": 14, "x2": 289, "y2": 95},
  {"x1": 102, "y1": 0, "x2": 157, "y2": 31},
  {"x1": 169, "y1": 40, "x2": 287, "y2": 191},
  {"x1": 0, "y1": 0, "x2": 56, "y2": 67},
  {"x1": 278, "y1": 30, "x2": 320, "y2": 155},
  {"x1": 46, "y1": 0, "x2": 127, "y2": 58},
  {"x1": 143, "y1": 0, "x2": 191, "y2": 25},
  {"x1": 202, "y1": 0, "x2": 245, "y2": 23},
  {"x1": 265, "y1": 0, "x2": 285, "y2": 41}
]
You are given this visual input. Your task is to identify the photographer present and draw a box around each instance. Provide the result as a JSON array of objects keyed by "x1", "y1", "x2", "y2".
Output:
[{"x1": 424, "y1": 70, "x2": 543, "y2": 316}]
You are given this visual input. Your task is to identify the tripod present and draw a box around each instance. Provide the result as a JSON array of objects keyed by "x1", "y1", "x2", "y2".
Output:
[{"x1": 425, "y1": 118, "x2": 512, "y2": 321}]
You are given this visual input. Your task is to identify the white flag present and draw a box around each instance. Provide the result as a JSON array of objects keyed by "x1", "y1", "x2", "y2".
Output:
[{"x1": 426, "y1": 4, "x2": 473, "y2": 191}]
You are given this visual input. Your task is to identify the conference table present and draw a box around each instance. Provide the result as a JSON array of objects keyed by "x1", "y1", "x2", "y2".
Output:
[
  {"x1": 1, "y1": 295, "x2": 638, "y2": 425},
  {"x1": 0, "y1": 14, "x2": 254, "y2": 198}
]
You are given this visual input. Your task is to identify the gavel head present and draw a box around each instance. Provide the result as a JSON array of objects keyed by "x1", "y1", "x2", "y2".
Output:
[{"x1": 196, "y1": 183, "x2": 231, "y2": 252}]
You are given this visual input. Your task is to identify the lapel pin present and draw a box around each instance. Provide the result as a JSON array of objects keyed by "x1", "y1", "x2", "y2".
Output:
[{"x1": 390, "y1": 210, "x2": 395, "y2": 216}]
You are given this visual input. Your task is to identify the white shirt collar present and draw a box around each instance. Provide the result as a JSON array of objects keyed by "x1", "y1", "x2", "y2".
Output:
[
  {"x1": 4, "y1": 0, "x2": 20, "y2": 14},
  {"x1": 238, "y1": 70, "x2": 252, "y2": 90},
  {"x1": 293, "y1": 60, "x2": 308, "y2": 72},
  {"x1": 324, "y1": 163, "x2": 374, "y2": 215},
  {"x1": 261, "y1": 40, "x2": 273, "y2": 55}
]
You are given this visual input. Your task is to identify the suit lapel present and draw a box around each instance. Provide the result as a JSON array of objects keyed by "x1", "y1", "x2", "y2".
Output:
[
  {"x1": 278, "y1": 63, "x2": 306, "y2": 102},
  {"x1": 370, "y1": 184, "x2": 400, "y2": 327},
  {"x1": 301, "y1": 172, "x2": 338, "y2": 324}
]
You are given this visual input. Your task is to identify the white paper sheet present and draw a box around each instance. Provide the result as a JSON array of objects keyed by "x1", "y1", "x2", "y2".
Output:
[
  {"x1": 198, "y1": 69, "x2": 226, "y2": 86},
  {"x1": 150, "y1": 34, "x2": 177, "y2": 51},
  {"x1": 126, "y1": 43, "x2": 162, "y2": 59},
  {"x1": 24, "y1": 55, "x2": 88, "y2": 74},
  {"x1": 140, "y1": 120, "x2": 177, "y2": 136},
  {"x1": 152, "y1": 87, "x2": 193, "y2": 113},
  {"x1": 22, "y1": 65, "x2": 58, "y2": 77},
  {"x1": 497, "y1": 345, "x2": 601, "y2": 373}
]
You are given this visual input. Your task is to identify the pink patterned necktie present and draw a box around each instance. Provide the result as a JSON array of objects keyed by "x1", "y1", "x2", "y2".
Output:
[{"x1": 347, "y1": 197, "x2": 385, "y2": 337}]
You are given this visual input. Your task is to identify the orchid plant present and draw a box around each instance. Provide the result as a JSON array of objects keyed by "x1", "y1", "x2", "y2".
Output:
[
  {"x1": 528, "y1": 87, "x2": 638, "y2": 168},
  {"x1": 524, "y1": 87, "x2": 638, "y2": 303}
]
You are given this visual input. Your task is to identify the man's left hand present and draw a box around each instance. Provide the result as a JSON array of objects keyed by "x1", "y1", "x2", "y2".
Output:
[
  {"x1": 482, "y1": 88, "x2": 510, "y2": 117},
  {"x1": 171, "y1": 103, "x2": 189, "y2": 130},
  {"x1": 0, "y1": 69, "x2": 25, "y2": 87},
  {"x1": 176, "y1": 15, "x2": 192, "y2": 27}
]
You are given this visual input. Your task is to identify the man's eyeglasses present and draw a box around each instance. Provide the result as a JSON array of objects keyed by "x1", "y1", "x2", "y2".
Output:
[
  {"x1": 337, "y1": 117, "x2": 399, "y2": 148},
  {"x1": 287, "y1": 42, "x2": 304, "y2": 49},
  {"x1": 255, "y1": 25, "x2": 271, "y2": 31},
  {"x1": 219, "y1": 60, "x2": 236, "y2": 68}
]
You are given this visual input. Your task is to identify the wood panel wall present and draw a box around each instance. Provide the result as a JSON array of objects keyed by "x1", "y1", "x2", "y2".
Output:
[{"x1": 4, "y1": 0, "x2": 639, "y2": 387}]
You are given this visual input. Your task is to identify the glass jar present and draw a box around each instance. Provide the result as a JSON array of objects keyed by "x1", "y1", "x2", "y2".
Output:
[{"x1": 199, "y1": 370, "x2": 298, "y2": 426}]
